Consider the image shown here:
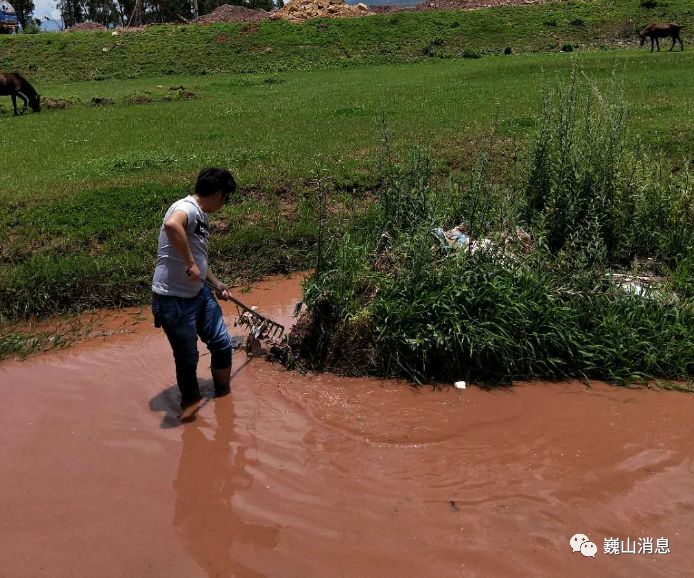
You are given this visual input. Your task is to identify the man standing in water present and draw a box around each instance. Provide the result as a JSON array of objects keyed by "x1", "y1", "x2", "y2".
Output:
[{"x1": 152, "y1": 167, "x2": 236, "y2": 419}]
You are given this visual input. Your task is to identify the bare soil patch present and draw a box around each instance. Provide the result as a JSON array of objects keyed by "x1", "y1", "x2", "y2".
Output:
[
  {"x1": 196, "y1": 4, "x2": 271, "y2": 23},
  {"x1": 416, "y1": 0, "x2": 551, "y2": 10},
  {"x1": 42, "y1": 97, "x2": 73, "y2": 110},
  {"x1": 67, "y1": 20, "x2": 107, "y2": 31}
]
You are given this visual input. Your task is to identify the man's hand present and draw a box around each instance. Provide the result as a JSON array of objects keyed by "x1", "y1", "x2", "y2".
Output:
[
  {"x1": 206, "y1": 270, "x2": 229, "y2": 300},
  {"x1": 216, "y1": 283, "x2": 230, "y2": 301},
  {"x1": 186, "y1": 262, "x2": 201, "y2": 282}
]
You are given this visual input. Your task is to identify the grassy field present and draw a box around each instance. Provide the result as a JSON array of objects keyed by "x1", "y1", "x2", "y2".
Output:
[
  {"x1": 295, "y1": 70, "x2": 694, "y2": 385},
  {"x1": 3, "y1": 49, "x2": 693, "y2": 197},
  {"x1": 0, "y1": 0, "x2": 692, "y2": 83},
  {"x1": 1, "y1": 0, "x2": 693, "y2": 362},
  {"x1": 2, "y1": 50, "x2": 693, "y2": 322}
]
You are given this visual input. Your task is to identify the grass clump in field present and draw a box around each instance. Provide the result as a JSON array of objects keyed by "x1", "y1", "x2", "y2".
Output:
[
  {"x1": 0, "y1": 322, "x2": 92, "y2": 359},
  {"x1": 292, "y1": 71, "x2": 694, "y2": 384}
]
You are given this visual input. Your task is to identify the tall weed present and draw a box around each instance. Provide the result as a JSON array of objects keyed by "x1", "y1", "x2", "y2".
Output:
[
  {"x1": 526, "y1": 69, "x2": 694, "y2": 267},
  {"x1": 299, "y1": 71, "x2": 694, "y2": 384}
]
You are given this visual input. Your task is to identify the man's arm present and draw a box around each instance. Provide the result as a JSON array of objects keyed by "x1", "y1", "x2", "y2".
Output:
[
  {"x1": 206, "y1": 269, "x2": 230, "y2": 301},
  {"x1": 163, "y1": 210, "x2": 200, "y2": 281}
]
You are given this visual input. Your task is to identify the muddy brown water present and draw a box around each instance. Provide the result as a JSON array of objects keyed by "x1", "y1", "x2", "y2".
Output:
[{"x1": 1, "y1": 273, "x2": 693, "y2": 578}]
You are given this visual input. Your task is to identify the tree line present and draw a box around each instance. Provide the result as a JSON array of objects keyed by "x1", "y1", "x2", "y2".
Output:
[{"x1": 13, "y1": 0, "x2": 277, "y2": 29}]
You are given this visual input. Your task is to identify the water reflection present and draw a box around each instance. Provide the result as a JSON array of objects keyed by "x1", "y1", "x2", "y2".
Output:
[{"x1": 173, "y1": 399, "x2": 280, "y2": 578}]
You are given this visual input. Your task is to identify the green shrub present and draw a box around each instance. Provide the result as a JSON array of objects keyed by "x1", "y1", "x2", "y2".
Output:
[
  {"x1": 297, "y1": 71, "x2": 694, "y2": 384},
  {"x1": 526, "y1": 69, "x2": 694, "y2": 267}
]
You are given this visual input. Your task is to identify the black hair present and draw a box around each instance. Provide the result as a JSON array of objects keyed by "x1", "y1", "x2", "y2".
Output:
[{"x1": 194, "y1": 167, "x2": 236, "y2": 198}]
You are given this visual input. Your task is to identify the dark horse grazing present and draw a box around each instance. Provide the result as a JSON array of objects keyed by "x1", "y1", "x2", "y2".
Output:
[
  {"x1": 640, "y1": 22, "x2": 684, "y2": 52},
  {"x1": 0, "y1": 72, "x2": 41, "y2": 116}
]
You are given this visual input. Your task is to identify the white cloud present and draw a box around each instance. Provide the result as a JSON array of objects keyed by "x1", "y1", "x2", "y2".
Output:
[{"x1": 33, "y1": 0, "x2": 60, "y2": 20}]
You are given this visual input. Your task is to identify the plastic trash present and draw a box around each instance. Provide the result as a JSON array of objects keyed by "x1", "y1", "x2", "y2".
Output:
[
  {"x1": 432, "y1": 226, "x2": 469, "y2": 252},
  {"x1": 448, "y1": 229, "x2": 469, "y2": 248},
  {"x1": 454, "y1": 381, "x2": 467, "y2": 390}
]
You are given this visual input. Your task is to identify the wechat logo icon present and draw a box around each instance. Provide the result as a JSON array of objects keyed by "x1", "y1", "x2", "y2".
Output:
[{"x1": 570, "y1": 534, "x2": 597, "y2": 558}]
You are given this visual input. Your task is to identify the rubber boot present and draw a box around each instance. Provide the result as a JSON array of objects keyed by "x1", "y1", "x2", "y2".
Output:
[{"x1": 212, "y1": 366, "x2": 231, "y2": 397}]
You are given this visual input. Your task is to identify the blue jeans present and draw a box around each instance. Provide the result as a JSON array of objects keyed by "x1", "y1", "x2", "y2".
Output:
[{"x1": 152, "y1": 286, "x2": 232, "y2": 405}]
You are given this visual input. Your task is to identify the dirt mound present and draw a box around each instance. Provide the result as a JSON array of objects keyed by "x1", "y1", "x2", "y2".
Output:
[
  {"x1": 67, "y1": 20, "x2": 107, "y2": 31},
  {"x1": 416, "y1": 0, "x2": 551, "y2": 9},
  {"x1": 196, "y1": 4, "x2": 271, "y2": 23},
  {"x1": 42, "y1": 97, "x2": 73, "y2": 109},
  {"x1": 272, "y1": 0, "x2": 370, "y2": 23},
  {"x1": 416, "y1": 0, "x2": 549, "y2": 9},
  {"x1": 91, "y1": 97, "x2": 115, "y2": 106},
  {"x1": 370, "y1": 4, "x2": 411, "y2": 13},
  {"x1": 126, "y1": 93, "x2": 154, "y2": 105}
]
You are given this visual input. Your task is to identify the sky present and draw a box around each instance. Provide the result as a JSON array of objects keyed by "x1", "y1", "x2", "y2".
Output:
[{"x1": 34, "y1": 0, "x2": 60, "y2": 21}]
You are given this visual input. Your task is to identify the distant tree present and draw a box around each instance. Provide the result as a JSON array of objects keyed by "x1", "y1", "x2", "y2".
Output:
[
  {"x1": 148, "y1": 0, "x2": 191, "y2": 22},
  {"x1": 57, "y1": 0, "x2": 84, "y2": 27},
  {"x1": 113, "y1": 0, "x2": 277, "y2": 26},
  {"x1": 24, "y1": 16, "x2": 42, "y2": 32},
  {"x1": 85, "y1": 0, "x2": 119, "y2": 25},
  {"x1": 114, "y1": 0, "x2": 134, "y2": 25},
  {"x1": 12, "y1": 0, "x2": 35, "y2": 28},
  {"x1": 251, "y1": 0, "x2": 274, "y2": 11},
  {"x1": 197, "y1": 0, "x2": 224, "y2": 15}
]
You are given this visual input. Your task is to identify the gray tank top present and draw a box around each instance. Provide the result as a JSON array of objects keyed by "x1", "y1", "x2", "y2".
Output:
[{"x1": 152, "y1": 196, "x2": 209, "y2": 297}]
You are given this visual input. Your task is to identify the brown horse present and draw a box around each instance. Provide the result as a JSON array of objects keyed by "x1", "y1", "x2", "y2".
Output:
[
  {"x1": 640, "y1": 22, "x2": 684, "y2": 52},
  {"x1": 0, "y1": 72, "x2": 41, "y2": 116}
]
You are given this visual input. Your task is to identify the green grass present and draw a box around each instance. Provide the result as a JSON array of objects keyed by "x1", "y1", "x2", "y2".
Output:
[
  {"x1": 1, "y1": 0, "x2": 693, "y2": 330},
  {"x1": 295, "y1": 72, "x2": 694, "y2": 384},
  {"x1": 3, "y1": 51, "x2": 693, "y2": 199},
  {"x1": 1, "y1": 49, "x2": 693, "y2": 321},
  {"x1": 0, "y1": 331, "x2": 60, "y2": 358},
  {"x1": 0, "y1": 320, "x2": 94, "y2": 358},
  {"x1": 0, "y1": 0, "x2": 692, "y2": 84}
]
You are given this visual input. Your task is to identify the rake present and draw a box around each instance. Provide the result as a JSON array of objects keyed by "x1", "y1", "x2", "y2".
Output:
[{"x1": 200, "y1": 278, "x2": 285, "y2": 353}]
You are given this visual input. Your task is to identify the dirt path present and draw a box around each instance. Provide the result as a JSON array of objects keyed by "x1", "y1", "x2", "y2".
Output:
[{"x1": 1, "y1": 273, "x2": 693, "y2": 577}]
